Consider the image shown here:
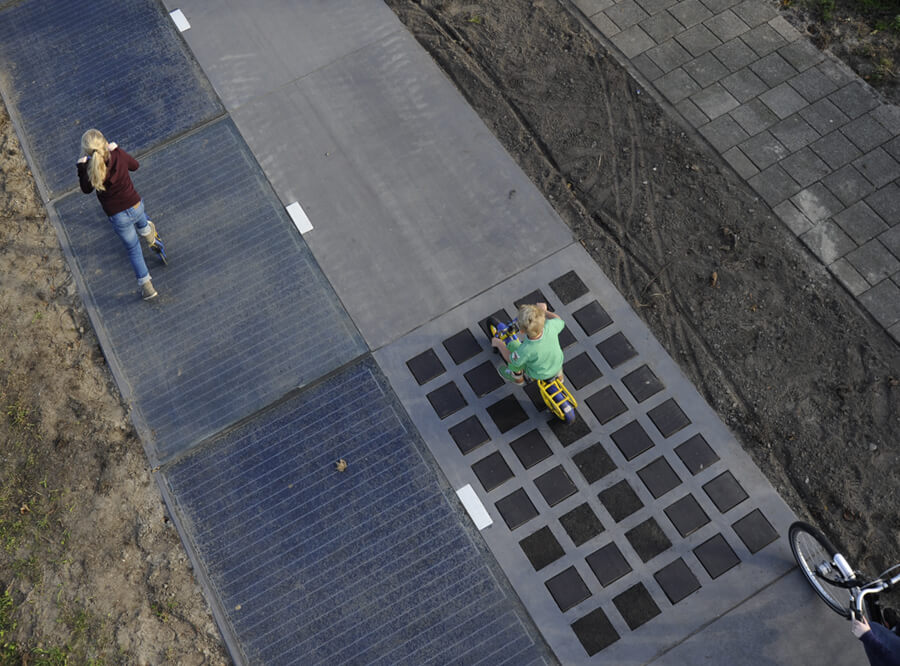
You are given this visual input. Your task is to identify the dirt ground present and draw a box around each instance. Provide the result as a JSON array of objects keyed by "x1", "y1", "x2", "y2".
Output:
[{"x1": 0, "y1": 0, "x2": 898, "y2": 663}]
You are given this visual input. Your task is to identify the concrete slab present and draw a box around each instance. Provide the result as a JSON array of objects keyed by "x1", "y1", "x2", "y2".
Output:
[
  {"x1": 229, "y1": 27, "x2": 571, "y2": 349},
  {"x1": 375, "y1": 244, "x2": 797, "y2": 664}
]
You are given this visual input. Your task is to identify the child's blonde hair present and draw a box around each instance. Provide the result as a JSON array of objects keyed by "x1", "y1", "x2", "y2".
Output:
[
  {"x1": 81, "y1": 129, "x2": 109, "y2": 191},
  {"x1": 517, "y1": 304, "x2": 545, "y2": 338}
]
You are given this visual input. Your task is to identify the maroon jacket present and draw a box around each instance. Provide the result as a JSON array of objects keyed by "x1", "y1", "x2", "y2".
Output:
[{"x1": 77, "y1": 148, "x2": 141, "y2": 217}]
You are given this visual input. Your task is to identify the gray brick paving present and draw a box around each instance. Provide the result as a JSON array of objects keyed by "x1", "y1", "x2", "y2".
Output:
[
  {"x1": 676, "y1": 97, "x2": 711, "y2": 127},
  {"x1": 647, "y1": 39, "x2": 693, "y2": 71},
  {"x1": 730, "y1": 98, "x2": 780, "y2": 135},
  {"x1": 853, "y1": 148, "x2": 900, "y2": 189},
  {"x1": 749, "y1": 52, "x2": 797, "y2": 87},
  {"x1": 699, "y1": 0, "x2": 740, "y2": 13},
  {"x1": 887, "y1": 135, "x2": 900, "y2": 161},
  {"x1": 773, "y1": 200, "x2": 814, "y2": 235},
  {"x1": 723, "y1": 145, "x2": 759, "y2": 178},
  {"x1": 834, "y1": 202, "x2": 889, "y2": 245},
  {"x1": 703, "y1": 10, "x2": 749, "y2": 41},
  {"x1": 799, "y1": 97, "x2": 850, "y2": 133},
  {"x1": 607, "y1": 0, "x2": 651, "y2": 29},
  {"x1": 810, "y1": 130, "x2": 862, "y2": 169},
  {"x1": 612, "y1": 25, "x2": 657, "y2": 57},
  {"x1": 590, "y1": 11, "x2": 621, "y2": 37},
  {"x1": 739, "y1": 130, "x2": 788, "y2": 169},
  {"x1": 700, "y1": 113, "x2": 750, "y2": 150},
  {"x1": 778, "y1": 39, "x2": 823, "y2": 71},
  {"x1": 740, "y1": 23, "x2": 786, "y2": 57},
  {"x1": 778, "y1": 147, "x2": 831, "y2": 187},
  {"x1": 677, "y1": 23, "x2": 722, "y2": 56},
  {"x1": 633, "y1": 52, "x2": 665, "y2": 80},
  {"x1": 828, "y1": 258, "x2": 871, "y2": 296},
  {"x1": 881, "y1": 225, "x2": 900, "y2": 257},
  {"x1": 829, "y1": 81, "x2": 880, "y2": 119},
  {"x1": 818, "y1": 57, "x2": 858, "y2": 87},
  {"x1": 847, "y1": 240, "x2": 900, "y2": 285},
  {"x1": 684, "y1": 52, "x2": 730, "y2": 87},
  {"x1": 800, "y1": 220, "x2": 857, "y2": 264},
  {"x1": 872, "y1": 104, "x2": 900, "y2": 134},
  {"x1": 769, "y1": 115, "x2": 820, "y2": 152},
  {"x1": 860, "y1": 280, "x2": 900, "y2": 328},
  {"x1": 791, "y1": 183, "x2": 843, "y2": 222},
  {"x1": 635, "y1": 0, "x2": 680, "y2": 16},
  {"x1": 721, "y1": 67, "x2": 768, "y2": 102},
  {"x1": 575, "y1": 0, "x2": 617, "y2": 15},
  {"x1": 656, "y1": 67, "x2": 701, "y2": 102},
  {"x1": 787, "y1": 66, "x2": 839, "y2": 103},
  {"x1": 669, "y1": 0, "x2": 714, "y2": 26},
  {"x1": 759, "y1": 81, "x2": 808, "y2": 118},
  {"x1": 692, "y1": 82, "x2": 740, "y2": 118},
  {"x1": 867, "y1": 184, "x2": 900, "y2": 225},
  {"x1": 641, "y1": 12, "x2": 686, "y2": 42},
  {"x1": 822, "y1": 164, "x2": 875, "y2": 206},
  {"x1": 748, "y1": 163, "x2": 800, "y2": 205},
  {"x1": 841, "y1": 112, "x2": 894, "y2": 152},
  {"x1": 712, "y1": 37, "x2": 759, "y2": 71},
  {"x1": 768, "y1": 15, "x2": 802, "y2": 42}
]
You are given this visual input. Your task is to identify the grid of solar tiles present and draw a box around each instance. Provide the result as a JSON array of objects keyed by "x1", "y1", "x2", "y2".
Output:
[
  {"x1": 403, "y1": 270, "x2": 781, "y2": 660},
  {"x1": 0, "y1": 0, "x2": 222, "y2": 196},
  {"x1": 163, "y1": 357, "x2": 549, "y2": 665}
]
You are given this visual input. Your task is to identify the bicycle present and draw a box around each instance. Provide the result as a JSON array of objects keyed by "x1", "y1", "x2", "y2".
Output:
[
  {"x1": 789, "y1": 521, "x2": 900, "y2": 624},
  {"x1": 488, "y1": 316, "x2": 577, "y2": 424}
]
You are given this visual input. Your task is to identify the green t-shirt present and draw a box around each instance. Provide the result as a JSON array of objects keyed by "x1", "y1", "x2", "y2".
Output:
[{"x1": 507, "y1": 318, "x2": 565, "y2": 380}]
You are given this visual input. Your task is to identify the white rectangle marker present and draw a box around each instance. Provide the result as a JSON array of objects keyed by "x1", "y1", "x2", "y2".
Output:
[
  {"x1": 169, "y1": 9, "x2": 190, "y2": 32},
  {"x1": 456, "y1": 484, "x2": 492, "y2": 530},
  {"x1": 286, "y1": 201, "x2": 314, "y2": 234}
]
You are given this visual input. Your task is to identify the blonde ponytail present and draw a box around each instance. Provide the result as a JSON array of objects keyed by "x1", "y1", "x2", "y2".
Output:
[{"x1": 80, "y1": 129, "x2": 109, "y2": 192}]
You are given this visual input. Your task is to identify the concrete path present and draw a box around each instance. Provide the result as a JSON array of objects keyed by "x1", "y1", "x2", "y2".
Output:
[{"x1": 571, "y1": 0, "x2": 900, "y2": 343}]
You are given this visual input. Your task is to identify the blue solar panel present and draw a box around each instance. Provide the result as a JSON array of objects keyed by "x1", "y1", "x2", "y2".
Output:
[
  {"x1": 0, "y1": 0, "x2": 222, "y2": 196},
  {"x1": 164, "y1": 358, "x2": 546, "y2": 665},
  {"x1": 54, "y1": 118, "x2": 366, "y2": 463}
]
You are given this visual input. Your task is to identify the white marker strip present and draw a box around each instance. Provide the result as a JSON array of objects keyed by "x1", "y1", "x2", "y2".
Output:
[
  {"x1": 286, "y1": 201, "x2": 314, "y2": 234},
  {"x1": 456, "y1": 484, "x2": 493, "y2": 530},
  {"x1": 169, "y1": 9, "x2": 191, "y2": 32}
]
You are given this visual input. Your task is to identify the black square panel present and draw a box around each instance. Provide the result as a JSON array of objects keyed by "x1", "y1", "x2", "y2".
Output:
[
  {"x1": 495, "y1": 488, "x2": 539, "y2": 530},
  {"x1": 478, "y1": 309, "x2": 512, "y2": 339},
  {"x1": 572, "y1": 607, "x2": 620, "y2": 656},
  {"x1": 694, "y1": 533, "x2": 740, "y2": 579},
  {"x1": 585, "y1": 386, "x2": 628, "y2": 425},
  {"x1": 515, "y1": 289, "x2": 552, "y2": 309},
  {"x1": 563, "y1": 352, "x2": 602, "y2": 390},
  {"x1": 573, "y1": 300, "x2": 613, "y2": 336},
  {"x1": 637, "y1": 457, "x2": 682, "y2": 499},
  {"x1": 426, "y1": 382, "x2": 467, "y2": 420},
  {"x1": 559, "y1": 325, "x2": 578, "y2": 350},
  {"x1": 732, "y1": 509, "x2": 778, "y2": 554},
  {"x1": 510, "y1": 429, "x2": 552, "y2": 469},
  {"x1": 621, "y1": 365, "x2": 664, "y2": 403},
  {"x1": 549, "y1": 270, "x2": 589, "y2": 304},
  {"x1": 611, "y1": 420, "x2": 654, "y2": 461},
  {"x1": 625, "y1": 518, "x2": 672, "y2": 563},
  {"x1": 486, "y1": 394, "x2": 529, "y2": 433},
  {"x1": 654, "y1": 558, "x2": 701, "y2": 604},
  {"x1": 534, "y1": 465, "x2": 578, "y2": 507},
  {"x1": 598, "y1": 480, "x2": 643, "y2": 523},
  {"x1": 586, "y1": 542, "x2": 632, "y2": 586},
  {"x1": 519, "y1": 526, "x2": 566, "y2": 571},
  {"x1": 442, "y1": 329, "x2": 482, "y2": 365},
  {"x1": 665, "y1": 494, "x2": 710, "y2": 537},
  {"x1": 560, "y1": 503, "x2": 605, "y2": 547},
  {"x1": 471, "y1": 451, "x2": 514, "y2": 492},
  {"x1": 613, "y1": 582, "x2": 661, "y2": 630},
  {"x1": 647, "y1": 399, "x2": 691, "y2": 437},
  {"x1": 523, "y1": 381, "x2": 547, "y2": 411},
  {"x1": 406, "y1": 348, "x2": 446, "y2": 385},
  {"x1": 545, "y1": 566, "x2": 592, "y2": 612},
  {"x1": 464, "y1": 361, "x2": 504, "y2": 397},
  {"x1": 448, "y1": 415, "x2": 490, "y2": 455},
  {"x1": 675, "y1": 434, "x2": 720, "y2": 475},
  {"x1": 597, "y1": 332, "x2": 637, "y2": 368},
  {"x1": 572, "y1": 442, "x2": 616, "y2": 484},
  {"x1": 703, "y1": 471, "x2": 749, "y2": 514},
  {"x1": 549, "y1": 410, "x2": 591, "y2": 447}
]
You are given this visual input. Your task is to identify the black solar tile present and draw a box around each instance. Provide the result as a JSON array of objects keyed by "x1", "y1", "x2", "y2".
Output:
[
  {"x1": 549, "y1": 270, "x2": 589, "y2": 304},
  {"x1": 534, "y1": 465, "x2": 578, "y2": 507},
  {"x1": 448, "y1": 415, "x2": 490, "y2": 455},
  {"x1": 703, "y1": 471, "x2": 749, "y2": 514},
  {"x1": 613, "y1": 582, "x2": 661, "y2": 630},
  {"x1": 464, "y1": 361, "x2": 504, "y2": 397},
  {"x1": 479, "y1": 309, "x2": 513, "y2": 339},
  {"x1": 442, "y1": 329, "x2": 482, "y2": 365},
  {"x1": 596, "y1": 332, "x2": 637, "y2": 368},
  {"x1": 637, "y1": 457, "x2": 682, "y2": 499},
  {"x1": 559, "y1": 325, "x2": 578, "y2": 350},
  {"x1": 523, "y1": 381, "x2": 547, "y2": 411},
  {"x1": 586, "y1": 542, "x2": 632, "y2": 587},
  {"x1": 572, "y1": 442, "x2": 616, "y2": 484},
  {"x1": 563, "y1": 352, "x2": 602, "y2": 390},
  {"x1": 509, "y1": 429, "x2": 552, "y2": 469},
  {"x1": 495, "y1": 488, "x2": 539, "y2": 530},
  {"x1": 573, "y1": 300, "x2": 613, "y2": 336},
  {"x1": 621, "y1": 364, "x2": 664, "y2": 403},
  {"x1": 560, "y1": 503, "x2": 605, "y2": 547},
  {"x1": 675, "y1": 434, "x2": 720, "y2": 475},
  {"x1": 625, "y1": 518, "x2": 672, "y2": 563},
  {"x1": 664, "y1": 494, "x2": 710, "y2": 538},
  {"x1": 732, "y1": 509, "x2": 779, "y2": 554},
  {"x1": 654, "y1": 558, "x2": 701, "y2": 604},
  {"x1": 611, "y1": 420, "x2": 654, "y2": 461},
  {"x1": 572, "y1": 607, "x2": 620, "y2": 656},
  {"x1": 694, "y1": 533, "x2": 740, "y2": 579},
  {"x1": 515, "y1": 289, "x2": 552, "y2": 309},
  {"x1": 426, "y1": 382, "x2": 467, "y2": 420},
  {"x1": 471, "y1": 451, "x2": 514, "y2": 492},
  {"x1": 549, "y1": 410, "x2": 591, "y2": 447},
  {"x1": 406, "y1": 348, "x2": 446, "y2": 385},
  {"x1": 599, "y1": 480, "x2": 643, "y2": 523},
  {"x1": 519, "y1": 526, "x2": 566, "y2": 571},
  {"x1": 647, "y1": 399, "x2": 691, "y2": 437},
  {"x1": 585, "y1": 386, "x2": 628, "y2": 425},
  {"x1": 486, "y1": 394, "x2": 529, "y2": 433},
  {"x1": 545, "y1": 566, "x2": 591, "y2": 612}
]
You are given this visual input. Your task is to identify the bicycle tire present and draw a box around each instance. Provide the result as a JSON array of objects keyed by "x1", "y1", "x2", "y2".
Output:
[{"x1": 789, "y1": 521, "x2": 854, "y2": 618}]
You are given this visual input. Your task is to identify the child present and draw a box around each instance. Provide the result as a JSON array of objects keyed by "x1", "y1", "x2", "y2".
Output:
[{"x1": 493, "y1": 303, "x2": 565, "y2": 385}]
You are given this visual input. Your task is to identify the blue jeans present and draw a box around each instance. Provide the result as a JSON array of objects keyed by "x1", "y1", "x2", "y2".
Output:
[{"x1": 108, "y1": 200, "x2": 151, "y2": 284}]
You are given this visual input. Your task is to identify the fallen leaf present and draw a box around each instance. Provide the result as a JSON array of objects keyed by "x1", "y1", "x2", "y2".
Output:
[{"x1": 710, "y1": 271, "x2": 718, "y2": 287}]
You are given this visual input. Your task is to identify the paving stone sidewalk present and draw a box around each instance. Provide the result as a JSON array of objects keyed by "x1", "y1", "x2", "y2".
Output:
[{"x1": 572, "y1": 0, "x2": 900, "y2": 343}]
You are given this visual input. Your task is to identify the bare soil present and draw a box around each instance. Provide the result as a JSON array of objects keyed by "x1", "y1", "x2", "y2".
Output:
[{"x1": 0, "y1": 0, "x2": 898, "y2": 662}]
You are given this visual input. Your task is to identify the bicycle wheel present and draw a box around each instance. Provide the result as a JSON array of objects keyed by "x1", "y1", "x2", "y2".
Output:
[{"x1": 789, "y1": 521, "x2": 854, "y2": 618}]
